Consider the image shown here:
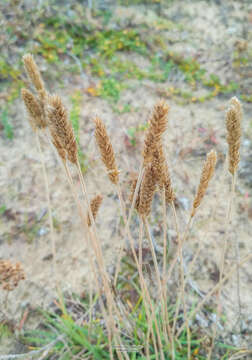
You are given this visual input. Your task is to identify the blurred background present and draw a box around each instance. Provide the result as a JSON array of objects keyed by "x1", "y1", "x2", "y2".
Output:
[{"x1": 0, "y1": 0, "x2": 252, "y2": 353}]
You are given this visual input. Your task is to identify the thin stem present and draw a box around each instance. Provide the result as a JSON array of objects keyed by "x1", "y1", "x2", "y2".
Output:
[
  {"x1": 113, "y1": 165, "x2": 145, "y2": 286},
  {"x1": 207, "y1": 173, "x2": 236, "y2": 359},
  {"x1": 170, "y1": 202, "x2": 190, "y2": 359},
  {"x1": 35, "y1": 131, "x2": 57, "y2": 288},
  {"x1": 176, "y1": 253, "x2": 252, "y2": 338}
]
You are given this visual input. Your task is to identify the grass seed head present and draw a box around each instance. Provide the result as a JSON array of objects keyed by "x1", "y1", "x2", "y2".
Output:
[
  {"x1": 143, "y1": 100, "x2": 169, "y2": 166},
  {"x1": 23, "y1": 54, "x2": 46, "y2": 100},
  {"x1": 191, "y1": 150, "x2": 217, "y2": 217},
  {"x1": 0, "y1": 260, "x2": 25, "y2": 292},
  {"x1": 226, "y1": 97, "x2": 242, "y2": 175},
  {"x1": 94, "y1": 117, "x2": 119, "y2": 184},
  {"x1": 21, "y1": 88, "x2": 47, "y2": 130},
  {"x1": 87, "y1": 194, "x2": 103, "y2": 226},
  {"x1": 138, "y1": 164, "x2": 157, "y2": 216},
  {"x1": 47, "y1": 95, "x2": 78, "y2": 164}
]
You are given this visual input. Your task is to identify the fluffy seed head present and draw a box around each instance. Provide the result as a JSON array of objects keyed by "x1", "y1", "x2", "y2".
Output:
[
  {"x1": 143, "y1": 100, "x2": 169, "y2": 166},
  {"x1": 191, "y1": 150, "x2": 217, "y2": 217},
  {"x1": 21, "y1": 88, "x2": 46, "y2": 130},
  {"x1": 23, "y1": 54, "x2": 46, "y2": 99},
  {"x1": 47, "y1": 95, "x2": 78, "y2": 164},
  {"x1": 94, "y1": 117, "x2": 119, "y2": 184},
  {"x1": 87, "y1": 194, "x2": 103, "y2": 226},
  {"x1": 226, "y1": 97, "x2": 242, "y2": 175},
  {"x1": 0, "y1": 260, "x2": 25, "y2": 292},
  {"x1": 138, "y1": 164, "x2": 157, "y2": 216}
]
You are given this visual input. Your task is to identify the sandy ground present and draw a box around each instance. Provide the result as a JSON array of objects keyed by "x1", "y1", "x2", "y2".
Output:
[{"x1": 0, "y1": 0, "x2": 252, "y2": 353}]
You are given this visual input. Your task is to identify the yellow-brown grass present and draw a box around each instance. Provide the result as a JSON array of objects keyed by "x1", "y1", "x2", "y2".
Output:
[
  {"x1": 47, "y1": 95, "x2": 78, "y2": 164},
  {"x1": 143, "y1": 100, "x2": 169, "y2": 166},
  {"x1": 23, "y1": 54, "x2": 46, "y2": 100},
  {"x1": 191, "y1": 150, "x2": 217, "y2": 217},
  {"x1": 138, "y1": 164, "x2": 157, "y2": 216},
  {"x1": 226, "y1": 97, "x2": 242, "y2": 175},
  {"x1": 87, "y1": 194, "x2": 103, "y2": 226},
  {"x1": 21, "y1": 88, "x2": 46, "y2": 130},
  {"x1": 94, "y1": 117, "x2": 119, "y2": 185},
  {"x1": 0, "y1": 260, "x2": 25, "y2": 292}
]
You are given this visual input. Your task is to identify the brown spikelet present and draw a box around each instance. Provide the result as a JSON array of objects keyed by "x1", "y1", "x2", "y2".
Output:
[
  {"x1": 191, "y1": 150, "x2": 217, "y2": 217},
  {"x1": 138, "y1": 164, "x2": 157, "y2": 216},
  {"x1": 226, "y1": 97, "x2": 242, "y2": 175},
  {"x1": 94, "y1": 117, "x2": 119, "y2": 184},
  {"x1": 47, "y1": 95, "x2": 78, "y2": 164},
  {"x1": 143, "y1": 100, "x2": 169, "y2": 166},
  {"x1": 129, "y1": 176, "x2": 140, "y2": 211},
  {"x1": 0, "y1": 260, "x2": 25, "y2": 292},
  {"x1": 23, "y1": 54, "x2": 46, "y2": 99},
  {"x1": 51, "y1": 132, "x2": 67, "y2": 162},
  {"x1": 21, "y1": 88, "x2": 47, "y2": 130},
  {"x1": 152, "y1": 144, "x2": 175, "y2": 203},
  {"x1": 87, "y1": 194, "x2": 103, "y2": 226}
]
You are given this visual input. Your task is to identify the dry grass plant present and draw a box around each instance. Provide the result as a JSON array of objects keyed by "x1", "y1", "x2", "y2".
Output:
[{"x1": 19, "y1": 54, "x2": 250, "y2": 359}]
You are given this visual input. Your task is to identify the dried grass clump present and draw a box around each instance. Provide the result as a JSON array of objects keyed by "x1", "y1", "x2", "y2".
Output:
[
  {"x1": 0, "y1": 260, "x2": 25, "y2": 292},
  {"x1": 47, "y1": 95, "x2": 78, "y2": 164},
  {"x1": 143, "y1": 100, "x2": 169, "y2": 166},
  {"x1": 94, "y1": 117, "x2": 119, "y2": 184},
  {"x1": 226, "y1": 97, "x2": 242, "y2": 175},
  {"x1": 191, "y1": 150, "x2": 217, "y2": 217},
  {"x1": 87, "y1": 195, "x2": 103, "y2": 226}
]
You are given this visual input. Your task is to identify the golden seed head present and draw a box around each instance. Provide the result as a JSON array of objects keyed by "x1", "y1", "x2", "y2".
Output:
[
  {"x1": 87, "y1": 194, "x2": 103, "y2": 226},
  {"x1": 138, "y1": 164, "x2": 157, "y2": 216},
  {"x1": 23, "y1": 54, "x2": 45, "y2": 96},
  {"x1": 226, "y1": 97, "x2": 242, "y2": 175},
  {"x1": 0, "y1": 260, "x2": 25, "y2": 292},
  {"x1": 143, "y1": 100, "x2": 169, "y2": 166},
  {"x1": 47, "y1": 95, "x2": 78, "y2": 164},
  {"x1": 191, "y1": 150, "x2": 217, "y2": 217},
  {"x1": 94, "y1": 117, "x2": 119, "y2": 185},
  {"x1": 21, "y1": 88, "x2": 47, "y2": 130}
]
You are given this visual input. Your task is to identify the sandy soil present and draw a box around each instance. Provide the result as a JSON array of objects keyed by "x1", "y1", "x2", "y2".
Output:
[{"x1": 0, "y1": 0, "x2": 252, "y2": 353}]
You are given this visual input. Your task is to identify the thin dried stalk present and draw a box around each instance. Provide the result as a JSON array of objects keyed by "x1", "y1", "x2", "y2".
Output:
[
  {"x1": 21, "y1": 88, "x2": 46, "y2": 129},
  {"x1": 94, "y1": 117, "x2": 119, "y2": 184},
  {"x1": 191, "y1": 150, "x2": 217, "y2": 217},
  {"x1": 23, "y1": 53, "x2": 46, "y2": 100},
  {"x1": 143, "y1": 100, "x2": 169, "y2": 166},
  {"x1": 47, "y1": 95, "x2": 78, "y2": 164},
  {"x1": 87, "y1": 194, "x2": 103, "y2": 227},
  {"x1": 176, "y1": 253, "x2": 252, "y2": 338},
  {"x1": 226, "y1": 97, "x2": 242, "y2": 175}
]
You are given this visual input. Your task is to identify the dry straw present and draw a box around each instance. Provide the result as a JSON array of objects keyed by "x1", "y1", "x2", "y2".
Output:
[
  {"x1": 47, "y1": 95, "x2": 78, "y2": 164},
  {"x1": 0, "y1": 260, "x2": 25, "y2": 292},
  {"x1": 191, "y1": 149, "x2": 217, "y2": 217},
  {"x1": 94, "y1": 117, "x2": 119, "y2": 184},
  {"x1": 87, "y1": 194, "x2": 103, "y2": 226},
  {"x1": 143, "y1": 100, "x2": 169, "y2": 166},
  {"x1": 226, "y1": 97, "x2": 242, "y2": 175},
  {"x1": 21, "y1": 88, "x2": 46, "y2": 130}
]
